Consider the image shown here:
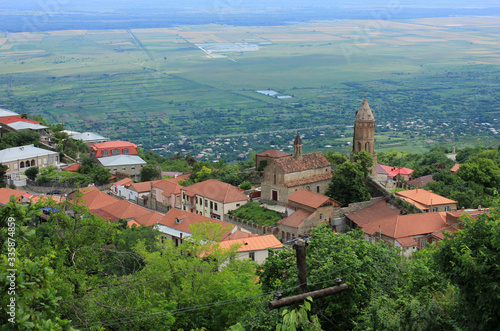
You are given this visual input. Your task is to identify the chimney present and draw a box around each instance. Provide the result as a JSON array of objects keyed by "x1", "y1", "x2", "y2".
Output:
[{"x1": 478, "y1": 205, "x2": 482, "y2": 211}]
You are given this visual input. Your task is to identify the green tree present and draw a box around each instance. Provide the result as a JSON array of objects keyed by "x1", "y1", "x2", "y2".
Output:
[
  {"x1": 240, "y1": 180, "x2": 252, "y2": 190},
  {"x1": 24, "y1": 166, "x2": 39, "y2": 181},
  {"x1": 324, "y1": 150, "x2": 348, "y2": 167},
  {"x1": 435, "y1": 207, "x2": 500, "y2": 330},
  {"x1": 353, "y1": 150, "x2": 373, "y2": 178},
  {"x1": 0, "y1": 164, "x2": 8, "y2": 188},
  {"x1": 140, "y1": 164, "x2": 162, "y2": 182},
  {"x1": 326, "y1": 161, "x2": 371, "y2": 205}
]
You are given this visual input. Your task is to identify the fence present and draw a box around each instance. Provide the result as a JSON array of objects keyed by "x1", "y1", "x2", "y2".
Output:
[{"x1": 224, "y1": 215, "x2": 278, "y2": 236}]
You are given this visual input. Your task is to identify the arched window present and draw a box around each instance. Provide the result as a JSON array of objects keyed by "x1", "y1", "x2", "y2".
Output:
[
  {"x1": 31, "y1": 159, "x2": 35, "y2": 166},
  {"x1": 273, "y1": 173, "x2": 277, "y2": 185},
  {"x1": 365, "y1": 142, "x2": 370, "y2": 152},
  {"x1": 20, "y1": 161, "x2": 25, "y2": 168},
  {"x1": 357, "y1": 142, "x2": 361, "y2": 152}
]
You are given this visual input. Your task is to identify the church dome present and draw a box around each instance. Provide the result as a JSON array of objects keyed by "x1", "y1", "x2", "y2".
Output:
[{"x1": 355, "y1": 97, "x2": 375, "y2": 122}]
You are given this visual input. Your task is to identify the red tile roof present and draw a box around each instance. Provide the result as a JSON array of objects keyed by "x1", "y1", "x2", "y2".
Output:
[
  {"x1": 378, "y1": 164, "x2": 414, "y2": 177},
  {"x1": 158, "y1": 208, "x2": 235, "y2": 236},
  {"x1": 62, "y1": 163, "x2": 82, "y2": 172},
  {"x1": 0, "y1": 117, "x2": 40, "y2": 125},
  {"x1": 287, "y1": 188, "x2": 341, "y2": 209},
  {"x1": 91, "y1": 140, "x2": 137, "y2": 149},
  {"x1": 129, "y1": 211, "x2": 164, "y2": 227},
  {"x1": 407, "y1": 175, "x2": 435, "y2": 188},
  {"x1": 131, "y1": 181, "x2": 159, "y2": 193},
  {"x1": 277, "y1": 209, "x2": 314, "y2": 229},
  {"x1": 396, "y1": 189, "x2": 457, "y2": 209},
  {"x1": 114, "y1": 178, "x2": 134, "y2": 186},
  {"x1": 224, "y1": 230, "x2": 254, "y2": 240},
  {"x1": 360, "y1": 212, "x2": 449, "y2": 245},
  {"x1": 0, "y1": 188, "x2": 26, "y2": 205},
  {"x1": 451, "y1": 164, "x2": 460, "y2": 172},
  {"x1": 218, "y1": 234, "x2": 283, "y2": 252},
  {"x1": 98, "y1": 200, "x2": 152, "y2": 220},
  {"x1": 257, "y1": 149, "x2": 292, "y2": 158},
  {"x1": 346, "y1": 199, "x2": 403, "y2": 226},
  {"x1": 153, "y1": 174, "x2": 191, "y2": 196},
  {"x1": 70, "y1": 186, "x2": 120, "y2": 210},
  {"x1": 182, "y1": 179, "x2": 249, "y2": 204},
  {"x1": 274, "y1": 152, "x2": 331, "y2": 174}
]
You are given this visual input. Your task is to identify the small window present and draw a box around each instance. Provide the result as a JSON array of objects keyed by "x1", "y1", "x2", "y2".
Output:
[
  {"x1": 131, "y1": 166, "x2": 135, "y2": 171},
  {"x1": 319, "y1": 214, "x2": 323, "y2": 220},
  {"x1": 49, "y1": 156, "x2": 54, "y2": 164},
  {"x1": 123, "y1": 148, "x2": 129, "y2": 155},
  {"x1": 444, "y1": 206, "x2": 450, "y2": 211},
  {"x1": 103, "y1": 150, "x2": 109, "y2": 157},
  {"x1": 420, "y1": 239, "x2": 426, "y2": 249},
  {"x1": 20, "y1": 161, "x2": 25, "y2": 168},
  {"x1": 317, "y1": 186, "x2": 320, "y2": 193},
  {"x1": 112, "y1": 149, "x2": 120, "y2": 156},
  {"x1": 14, "y1": 164, "x2": 18, "y2": 170},
  {"x1": 113, "y1": 167, "x2": 117, "y2": 172},
  {"x1": 236, "y1": 204, "x2": 240, "y2": 207},
  {"x1": 44, "y1": 158, "x2": 47, "y2": 164},
  {"x1": 205, "y1": 200, "x2": 208, "y2": 207},
  {"x1": 432, "y1": 207, "x2": 438, "y2": 212},
  {"x1": 249, "y1": 252, "x2": 255, "y2": 261},
  {"x1": 122, "y1": 166, "x2": 126, "y2": 171},
  {"x1": 210, "y1": 201, "x2": 213, "y2": 209},
  {"x1": 214, "y1": 203, "x2": 218, "y2": 211}
]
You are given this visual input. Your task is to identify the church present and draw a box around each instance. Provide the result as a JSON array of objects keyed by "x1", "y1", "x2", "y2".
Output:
[
  {"x1": 261, "y1": 132, "x2": 332, "y2": 204},
  {"x1": 261, "y1": 97, "x2": 378, "y2": 204}
]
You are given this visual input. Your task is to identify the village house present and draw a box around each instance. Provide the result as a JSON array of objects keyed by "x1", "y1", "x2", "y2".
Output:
[
  {"x1": 0, "y1": 144, "x2": 60, "y2": 185},
  {"x1": 91, "y1": 140, "x2": 138, "y2": 157},
  {"x1": 346, "y1": 198, "x2": 403, "y2": 230},
  {"x1": 155, "y1": 208, "x2": 252, "y2": 246},
  {"x1": 180, "y1": 179, "x2": 249, "y2": 220},
  {"x1": 377, "y1": 164, "x2": 414, "y2": 188},
  {"x1": 149, "y1": 174, "x2": 191, "y2": 212},
  {"x1": 217, "y1": 234, "x2": 283, "y2": 264},
  {"x1": 261, "y1": 132, "x2": 332, "y2": 204},
  {"x1": 98, "y1": 154, "x2": 146, "y2": 180},
  {"x1": 0, "y1": 188, "x2": 26, "y2": 206},
  {"x1": 0, "y1": 108, "x2": 21, "y2": 120},
  {"x1": 278, "y1": 189, "x2": 342, "y2": 240},
  {"x1": 407, "y1": 174, "x2": 435, "y2": 188},
  {"x1": 396, "y1": 188, "x2": 457, "y2": 212}
]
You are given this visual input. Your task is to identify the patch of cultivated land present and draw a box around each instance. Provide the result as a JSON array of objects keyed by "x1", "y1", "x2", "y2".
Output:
[{"x1": 0, "y1": 17, "x2": 499, "y2": 159}]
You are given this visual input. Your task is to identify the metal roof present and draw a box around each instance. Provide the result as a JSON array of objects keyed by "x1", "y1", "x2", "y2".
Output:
[
  {"x1": 0, "y1": 145, "x2": 59, "y2": 163},
  {"x1": 71, "y1": 132, "x2": 109, "y2": 142},
  {"x1": 7, "y1": 122, "x2": 48, "y2": 131},
  {"x1": 98, "y1": 154, "x2": 146, "y2": 167},
  {"x1": 0, "y1": 109, "x2": 20, "y2": 118}
]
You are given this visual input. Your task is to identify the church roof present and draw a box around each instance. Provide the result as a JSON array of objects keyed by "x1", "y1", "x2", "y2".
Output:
[
  {"x1": 257, "y1": 149, "x2": 291, "y2": 158},
  {"x1": 355, "y1": 98, "x2": 375, "y2": 122},
  {"x1": 274, "y1": 152, "x2": 331, "y2": 174}
]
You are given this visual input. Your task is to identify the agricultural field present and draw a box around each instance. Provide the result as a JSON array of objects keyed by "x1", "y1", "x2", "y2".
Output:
[{"x1": 0, "y1": 17, "x2": 499, "y2": 161}]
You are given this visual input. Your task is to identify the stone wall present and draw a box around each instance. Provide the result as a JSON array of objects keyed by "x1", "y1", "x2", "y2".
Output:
[
  {"x1": 339, "y1": 197, "x2": 385, "y2": 216},
  {"x1": 224, "y1": 215, "x2": 278, "y2": 236},
  {"x1": 26, "y1": 180, "x2": 111, "y2": 195}
]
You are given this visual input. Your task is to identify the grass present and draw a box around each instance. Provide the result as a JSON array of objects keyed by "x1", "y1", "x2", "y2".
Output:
[{"x1": 228, "y1": 201, "x2": 283, "y2": 227}]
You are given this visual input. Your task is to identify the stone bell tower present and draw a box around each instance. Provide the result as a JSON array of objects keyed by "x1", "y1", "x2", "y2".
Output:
[
  {"x1": 352, "y1": 97, "x2": 378, "y2": 177},
  {"x1": 294, "y1": 131, "x2": 303, "y2": 161}
]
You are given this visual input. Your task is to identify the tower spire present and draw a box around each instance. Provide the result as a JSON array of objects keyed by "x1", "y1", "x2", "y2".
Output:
[{"x1": 294, "y1": 131, "x2": 303, "y2": 160}]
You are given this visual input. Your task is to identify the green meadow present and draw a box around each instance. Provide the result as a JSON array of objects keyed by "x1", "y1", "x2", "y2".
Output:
[{"x1": 0, "y1": 17, "x2": 499, "y2": 157}]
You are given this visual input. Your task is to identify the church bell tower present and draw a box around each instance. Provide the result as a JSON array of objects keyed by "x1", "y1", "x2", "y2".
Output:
[{"x1": 352, "y1": 97, "x2": 378, "y2": 177}]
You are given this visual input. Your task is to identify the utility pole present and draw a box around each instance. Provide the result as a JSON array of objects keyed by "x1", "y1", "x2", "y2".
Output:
[{"x1": 269, "y1": 237, "x2": 348, "y2": 310}]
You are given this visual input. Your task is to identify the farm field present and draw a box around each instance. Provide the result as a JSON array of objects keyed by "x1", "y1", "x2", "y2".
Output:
[{"x1": 0, "y1": 17, "x2": 499, "y2": 160}]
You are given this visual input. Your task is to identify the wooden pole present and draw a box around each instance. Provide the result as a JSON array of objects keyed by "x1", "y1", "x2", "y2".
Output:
[
  {"x1": 269, "y1": 284, "x2": 348, "y2": 310},
  {"x1": 294, "y1": 239, "x2": 308, "y2": 294}
]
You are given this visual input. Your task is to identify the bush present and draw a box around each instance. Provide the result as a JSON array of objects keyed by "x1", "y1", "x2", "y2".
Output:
[{"x1": 25, "y1": 166, "x2": 39, "y2": 181}]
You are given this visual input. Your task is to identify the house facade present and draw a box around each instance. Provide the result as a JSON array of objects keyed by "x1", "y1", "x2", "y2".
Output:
[
  {"x1": 261, "y1": 132, "x2": 332, "y2": 204},
  {"x1": 0, "y1": 145, "x2": 60, "y2": 183},
  {"x1": 98, "y1": 155, "x2": 146, "y2": 180},
  {"x1": 180, "y1": 179, "x2": 249, "y2": 220},
  {"x1": 217, "y1": 235, "x2": 283, "y2": 264}
]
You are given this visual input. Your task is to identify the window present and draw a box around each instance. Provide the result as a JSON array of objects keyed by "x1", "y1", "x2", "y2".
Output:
[
  {"x1": 20, "y1": 161, "x2": 25, "y2": 168},
  {"x1": 432, "y1": 207, "x2": 438, "y2": 212},
  {"x1": 210, "y1": 201, "x2": 213, "y2": 209},
  {"x1": 122, "y1": 166, "x2": 126, "y2": 171},
  {"x1": 131, "y1": 166, "x2": 135, "y2": 171},
  {"x1": 14, "y1": 164, "x2": 18, "y2": 170},
  {"x1": 249, "y1": 252, "x2": 255, "y2": 261},
  {"x1": 112, "y1": 149, "x2": 120, "y2": 156},
  {"x1": 49, "y1": 156, "x2": 53, "y2": 164},
  {"x1": 273, "y1": 173, "x2": 277, "y2": 185},
  {"x1": 113, "y1": 167, "x2": 117, "y2": 172},
  {"x1": 317, "y1": 186, "x2": 320, "y2": 193},
  {"x1": 214, "y1": 203, "x2": 218, "y2": 211},
  {"x1": 31, "y1": 160, "x2": 35, "y2": 166},
  {"x1": 195, "y1": 197, "x2": 198, "y2": 204},
  {"x1": 103, "y1": 150, "x2": 109, "y2": 157},
  {"x1": 444, "y1": 206, "x2": 450, "y2": 211},
  {"x1": 123, "y1": 148, "x2": 129, "y2": 155},
  {"x1": 236, "y1": 204, "x2": 240, "y2": 207},
  {"x1": 420, "y1": 239, "x2": 427, "y2": 249},
  {"x1": 319, "y1": 214, "x2": 323, "y2": 220},
  {"x1": 205, "y1": 200, "x2": 208, "y2": 207}
]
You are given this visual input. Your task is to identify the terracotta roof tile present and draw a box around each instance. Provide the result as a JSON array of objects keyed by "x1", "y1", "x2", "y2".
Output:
[
  {"x1": 218, "y1": 234, "x2": 283, "y2": 252},
  {"x1": 131, "y1": 211, "x2": 164, "y2": 227},
  {"x1": 0, "y1": 117, "x2": 39, "y2": 125},
  {"x1": 346, "y1": 199, "x2": 403, "y2": 226},
  {"x1": 277, "y1": 209, "x2": 314, "y2": 229},
  {"x1": 451, "y1": 164, "x2": 460, "y2": 172},
  {"x1": 99, "y1": 200, "x2": 152, "y2": 220},
  {"x1": 158, "y1": 209, "x2": 235, "y2": 236},
  {"x1": 361, "y1": 212, "x2": 447, "y2": 239},
  {"x1": 257, "y1": 149, "x2": 291, "y2": 158},
  {"x1": 378, "y1": 164, "x2": 414, "y2": 177},
  {"x1": 114, "y1": 178, "x2": 134, "y2": 186},
  {"x1": 91, "y1": 140, "x2": 137, "y2": 149},
  {"x1": 287, "y1": 189, "x2": 341, "y2": 209},
  {"x1": 396, "y1": 189, "x2": 457, "y2": 208},
  {"x1": 274, "y1": 152, "x2": 331, "y2": 174},
  {"x1": 62, "y1": 163, "x2": 82, "y2": 172},
  {"x1": 225, "y1": 230, "x2": 254, "y2": 240},
  {"x1": 0, "y1": 188, "x2": 26, "y2": 205},
  {"x1": 408, "y1": 175, "x2": 435, "y2": 188},
  {"x1": 182, "y1": 179, "x2": 249, "y2": 204},
  {"x1": 130, "y1": 181, "x2": 159, "y2": 193},
  {"x1": 70, "y1": 187, "x2": 120, "y2": 210}
]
